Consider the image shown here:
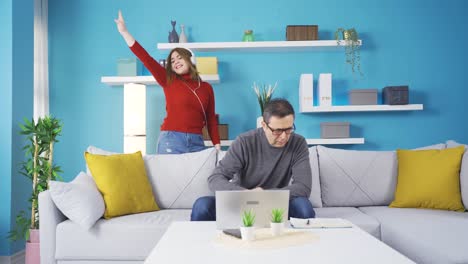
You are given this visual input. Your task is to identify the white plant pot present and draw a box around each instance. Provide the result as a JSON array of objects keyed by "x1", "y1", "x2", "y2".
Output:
[
  {"x1": 270, "y1": 222, "x2": 284, "y2": 236},
  {"x1": 257, "y1": 116, "x2": 263, "y2": 128},
  {"x1": 240, "y1": 226, "x2": 255, "y2": 241}
]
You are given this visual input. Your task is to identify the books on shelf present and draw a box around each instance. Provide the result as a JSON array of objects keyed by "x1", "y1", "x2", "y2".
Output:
[
  {"x1": 299, "y1": 74, "x2": 314, "y2": 112},
  {"x1": 290, "y1": 217, "x2": 353, "y2": 229},
  {"x1": 318, "y1": 73, "x2": 332, "y2": 107}
]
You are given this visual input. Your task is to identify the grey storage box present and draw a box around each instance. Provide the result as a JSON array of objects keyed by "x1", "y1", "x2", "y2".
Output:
[
  {"x1": 349, "y1": 89, "x2": 378, "y2": 105},
  {"x1": 383, "y1": 86, "x2": 409, "y2": 105},
  {"x1": 320, "y1": 122, "x2": 350, "y2": 138}
]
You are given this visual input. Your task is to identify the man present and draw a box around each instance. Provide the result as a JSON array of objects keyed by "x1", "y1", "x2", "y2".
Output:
[{"x1": 191, "y1": 98, "x2": 315, "y2": 221}]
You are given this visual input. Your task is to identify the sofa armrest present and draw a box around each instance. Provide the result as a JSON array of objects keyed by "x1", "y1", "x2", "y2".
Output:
[{"x1": 39, "y1": 190, "x2": 67, "y2": 264}]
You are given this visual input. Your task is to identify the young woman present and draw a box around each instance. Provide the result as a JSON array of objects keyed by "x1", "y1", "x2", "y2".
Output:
[{"x1": 115, "y1": 11, "x2": 220, "y2": 154}]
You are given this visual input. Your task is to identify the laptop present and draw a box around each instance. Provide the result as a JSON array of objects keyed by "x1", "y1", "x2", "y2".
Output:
[{"x1": 215, "y1": 190, "x2": 289, "y2": 229}]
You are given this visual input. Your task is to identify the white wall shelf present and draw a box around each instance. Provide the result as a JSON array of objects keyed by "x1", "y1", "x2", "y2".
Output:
[
  {"x1": 300, "y1": 104, "x2": 423, "y2": 113},
  {"x1": 157, "y1": 40, "x2": 362, "y2": 52},
  {"x1": 205, "y1": 138, "x2": 364, "y2": 147},
  {"x1": 101, "y1": 75, "x2": 220, "y2": 86}
]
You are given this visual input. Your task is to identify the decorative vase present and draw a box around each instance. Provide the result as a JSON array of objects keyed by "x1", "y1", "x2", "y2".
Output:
[
  {"x1": 243, "y1": 30, "x2": 254, "y2": 42},
  {"x1": 179, "y1": 24, "x2": 188, "y2": 43},
  {"x1": 257, "y1": 116, "x2": 263, "y2": 128},
  {"x1": 240, "y1": 226, "x2": 255, "y2": 241},
  {"x1": 270, "y1": 222, "x2": 284, "y2": 236},
  {"x1": 168, "y1": 20, "x2": 179, "y2": 43},
  {"x1": 25, "y1": 229, "x2": 40, "y2": 264}
]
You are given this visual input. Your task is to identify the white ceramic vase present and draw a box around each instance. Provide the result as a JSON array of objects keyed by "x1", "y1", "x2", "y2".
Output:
[
  {"x1": 179, "y1": 24, "x2": 188, "y2": 43},
  {"x1": 240, "y1": 226, "x2": 255, "y2": 241},
  {"x1": 257, "y1": 116, "x2": 263, "y2": 128},
  {"x1": 270, "y1": 222, "x2": 284, "y2": 236}
]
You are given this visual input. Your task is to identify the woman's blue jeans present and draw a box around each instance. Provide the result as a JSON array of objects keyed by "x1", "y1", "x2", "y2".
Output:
[
  {"x1": 190, "y1": 196, "x2": 315, "y2": 221},
  {"x1": 157, "y1": 131, "x2": 206, "y2": 154}
]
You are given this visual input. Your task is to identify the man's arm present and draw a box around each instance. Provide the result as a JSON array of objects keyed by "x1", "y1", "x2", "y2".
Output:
[
  {"x1": 208, "y1": 137, "x2": 247, "y2": 192},
  {"x1": 280, "y1": 138, "x2": 312, "y2": 197}
]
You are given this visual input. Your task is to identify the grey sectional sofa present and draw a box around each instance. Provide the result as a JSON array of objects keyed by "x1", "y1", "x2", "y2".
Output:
[{"x1": 39, "y1": 142, "x2": 468, "y2": 264}]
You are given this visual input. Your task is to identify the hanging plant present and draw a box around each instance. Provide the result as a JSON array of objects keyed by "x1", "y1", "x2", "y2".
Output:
[
  {"x1": 8, "y1": 116, "x2": 63, "y2": 241},
  {"x1": 335, "y1": 27, "x2": 363, "y2": 76}
]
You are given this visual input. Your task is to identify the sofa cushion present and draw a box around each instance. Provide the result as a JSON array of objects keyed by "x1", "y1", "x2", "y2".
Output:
[
  {"x1": 144, "y1": 148, "x2": 217, "y2": 209},
  {"x1": 85, "y1": 145, "x2": 118, "y2": 175},
  {"x1": 309, "y1": 146, "x2": 323, "y2": 208},
  {"x1": 446, "y1": 140, "x2": 468, "y2": 209},
  {"x1": 314, "y1": 207, "x2": 380, "y2": 239},
  {"x1": 317, "y1": 144, "x2": 446, "y2": 207},
  {"x1": 49, "y1": 171, "x2": 104, "y2": 230},
  {"x1": 317, "y1": 145, "x2": 397, "y2": 207},
  {"x1": 85, "y1": 151, "x2": 159, "y2": 218},
  {"x1": 390, "y1": 146, "x2": 465, "y2": 212},
  {"x1": 55, "y1": 210, "x2": 191, "y2": 261},
  {"x1": 359, "y1": 206, "x2": 468, "y2": 264}
]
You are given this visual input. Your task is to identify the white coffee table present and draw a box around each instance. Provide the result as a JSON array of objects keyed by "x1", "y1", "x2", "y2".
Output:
[{"x1": 144, "y1": 221, "x2": 415, "y2": 264}]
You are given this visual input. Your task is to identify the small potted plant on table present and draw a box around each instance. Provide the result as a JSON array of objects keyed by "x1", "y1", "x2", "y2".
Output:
[
  {"x1": 270, "y1": 208, "x2": 285, "y2": 236},
  {"x1": 240, "y1": 210, "x2": 256, "y2": 241}
]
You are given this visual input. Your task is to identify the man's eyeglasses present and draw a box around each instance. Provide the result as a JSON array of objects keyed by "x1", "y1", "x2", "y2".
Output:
[{"x1": 265, "y1": 123, "x2": 296, "y2": 136}]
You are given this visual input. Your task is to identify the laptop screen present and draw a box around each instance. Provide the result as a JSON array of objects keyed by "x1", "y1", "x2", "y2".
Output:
[{"x1": 215, "y1": 190, "x2": 289, "y2": 229}]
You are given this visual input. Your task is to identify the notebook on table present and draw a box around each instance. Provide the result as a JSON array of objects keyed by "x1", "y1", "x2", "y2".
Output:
[{"x1": 290, "y1": 217, "x2": 353, "y2": 229}]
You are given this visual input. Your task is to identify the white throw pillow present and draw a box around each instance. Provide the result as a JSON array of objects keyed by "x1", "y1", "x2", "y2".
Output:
[
  {"x1": 144, "y1": 148, "x2": 217, "y2": 209},
  {"x1": 49, "y1": 171, "x2": 105, "y2": 229}
]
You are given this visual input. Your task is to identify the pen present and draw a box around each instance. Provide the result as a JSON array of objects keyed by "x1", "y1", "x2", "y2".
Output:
[{"x1": 306, "y1": 219, "x2": 310, "y2": 225}]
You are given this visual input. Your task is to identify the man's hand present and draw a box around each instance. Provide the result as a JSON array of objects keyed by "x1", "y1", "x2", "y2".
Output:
[
  {"x1": 214, "y1": 144, "x2": 221, "y2": 151},
  {"x1": 250, "y1": 187, "x2": 263, "y2": 191}
]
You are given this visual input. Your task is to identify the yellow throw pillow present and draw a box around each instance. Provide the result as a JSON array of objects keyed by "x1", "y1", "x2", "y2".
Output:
[
  {"x1": 390, "y1": 146, "x2": 465, "y2": 212},
  {"x1": 85, "y1": 151, "x2": 159, "y2": 218}
]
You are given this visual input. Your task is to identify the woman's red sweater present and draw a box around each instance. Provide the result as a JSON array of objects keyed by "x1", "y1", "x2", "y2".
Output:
[{"x1": 130, "y1": 41, "x2": 220, "y2": 145}]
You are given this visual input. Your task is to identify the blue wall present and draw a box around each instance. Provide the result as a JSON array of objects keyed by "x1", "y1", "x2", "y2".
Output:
[
  {"x1": 0, "y1": 0, "x2": 13, "y2": 256},
  {"x1": 48, "y1": 0, "x2": 468, "y2": 181},
  {"x1": 10, "y1": 0, "x2": 34, "y2": 254},
  {"x1": 0, "y1": 0, "x2": 34, "y2": 256}
]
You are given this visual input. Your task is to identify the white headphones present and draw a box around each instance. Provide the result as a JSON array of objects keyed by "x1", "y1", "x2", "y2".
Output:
[
  {"x1": 185, "y1": 48, "x2": 196, "y2": 65},
  {"x1": 171, "y1": 47, "x2": 196, "y2": 66}
]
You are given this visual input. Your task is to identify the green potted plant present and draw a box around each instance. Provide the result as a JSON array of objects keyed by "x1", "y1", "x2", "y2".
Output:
[
  {"x1": 8, "y1": 116, "x2": 63, "y2": 262},
  {"x1": 335, "y1": 28, "x2": 362, "y2": 76},
  {"x1": 270, "y1": 208, "x2": 285, "y2": 236},
  {"x1": 240, "y1": 209, "x2": 256, "y2": 241},
  {"x1": 253, "y1": 82, "x2": 277, "y2": 128}
]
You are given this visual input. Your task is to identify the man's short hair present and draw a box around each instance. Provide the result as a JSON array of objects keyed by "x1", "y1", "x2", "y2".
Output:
[{"x1": 262, "y1": 98, "x2": 295, "y2": 123}]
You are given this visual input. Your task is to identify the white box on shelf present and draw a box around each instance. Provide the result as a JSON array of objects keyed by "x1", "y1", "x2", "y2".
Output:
[
  {"x1": 299, "y1": 74, "x2": 314, "y2": 112},
  {"x1": 318, "y1": 73, "x2": 332, "y2": 107}
]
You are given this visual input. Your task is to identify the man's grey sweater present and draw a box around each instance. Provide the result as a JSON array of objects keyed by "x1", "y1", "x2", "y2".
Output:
[{"x1": 208, "y1": 128, "x2": 312, "y2": 198}]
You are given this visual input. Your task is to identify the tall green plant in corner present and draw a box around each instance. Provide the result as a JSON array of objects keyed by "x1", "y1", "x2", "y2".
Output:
[{"x1": 8, "y1": 116, "x2": 63, "y2": 241}]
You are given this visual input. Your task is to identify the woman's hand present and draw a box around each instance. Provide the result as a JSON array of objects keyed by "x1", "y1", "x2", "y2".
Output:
[
  {"x1": 214, "y1": 144, "x2": 221, "y2": 151},
  {"x1": 114, "y1": 10, "x2": 128, "y2": 34},
  {"x1": 114, "y1": 10, "x2": 135, "y2": 46}
]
